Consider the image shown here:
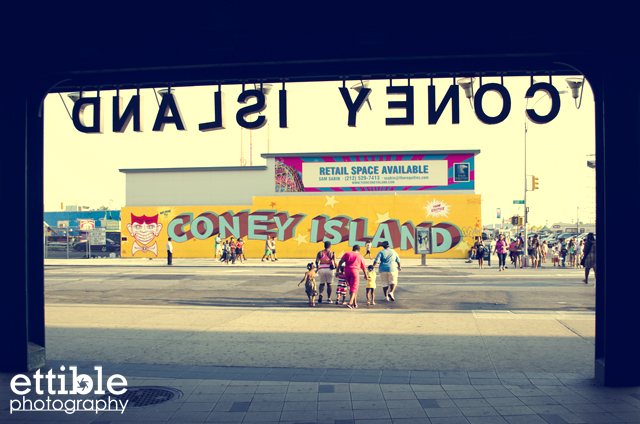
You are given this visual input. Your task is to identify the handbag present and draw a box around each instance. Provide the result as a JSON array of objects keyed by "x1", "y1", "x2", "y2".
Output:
[{"x1": 329, "y1": 251, "x2": 335, "y2": 269}]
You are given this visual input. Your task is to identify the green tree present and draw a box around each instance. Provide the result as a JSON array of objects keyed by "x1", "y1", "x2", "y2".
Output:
[{"x1": 97, "y1": 205, "x2": 109, "y2": 211}]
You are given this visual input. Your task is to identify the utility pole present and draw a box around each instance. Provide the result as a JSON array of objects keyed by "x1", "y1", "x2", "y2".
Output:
[{"x1": 524, "y1": 122, "x2": 528, "y2": 265}]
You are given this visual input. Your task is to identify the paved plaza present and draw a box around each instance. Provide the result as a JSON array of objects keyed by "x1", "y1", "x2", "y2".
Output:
[
  {"x1": 1, "y1": 258, "x2": 638, "y2": 423},
  {"x1": 3, "y1": 361, "x2": 640, "y2": 424}
]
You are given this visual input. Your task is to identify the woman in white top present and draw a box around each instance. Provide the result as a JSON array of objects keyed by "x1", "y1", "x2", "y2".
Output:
[{"x1": 575, "y1": 240, "x2": 583, "y2": 268}]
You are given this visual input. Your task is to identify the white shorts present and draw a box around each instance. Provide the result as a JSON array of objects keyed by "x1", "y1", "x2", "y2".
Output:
[
  {"x1": 215, "y1": 245, "x2": 222, "y2": 255},
  {"x1": 380, "y1": 271, "x2": 398, "y2": 287},
  {"x1": 318, "y1": 268, "x2": 334, "y2": 285}
]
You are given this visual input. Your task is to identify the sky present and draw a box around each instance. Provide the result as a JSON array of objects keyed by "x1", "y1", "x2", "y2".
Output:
[{"x1": 43, "y1": 76, "x2": 595, "y2": 227}]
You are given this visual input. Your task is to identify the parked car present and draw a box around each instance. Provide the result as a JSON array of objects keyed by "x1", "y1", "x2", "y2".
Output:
[
  {"x1": 541, "y1": 235, "x2": 557, "y2": 246},
  {"x1": 546, "y1": 238, "x2": 559, "y2": 248},
  {"x1": 72, "y1": 238, "x2": 120, "y2": 252}
]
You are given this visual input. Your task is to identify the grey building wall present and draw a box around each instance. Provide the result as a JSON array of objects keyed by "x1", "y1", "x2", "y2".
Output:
[
  {"x1": 120, "y1": 152, "x2": 478, "y2": 207},
  {"x1": 122, "y1": 167, "x2": 272, "y2": 207}
]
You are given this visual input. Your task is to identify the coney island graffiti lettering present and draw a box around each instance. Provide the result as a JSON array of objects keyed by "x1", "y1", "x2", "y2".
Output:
[{"x1": 167, "y1": 210, "x2": 462, "y2": 253}]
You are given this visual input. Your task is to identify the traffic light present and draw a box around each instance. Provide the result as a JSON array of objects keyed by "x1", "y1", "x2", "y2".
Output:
[
  {"x1": 518, "y1": 216, "x2": 524, "y2": 226},
  {"x1": 531, "y1": 175, "x2": 539, "y2": 190},
  {"x1": 511, "y1": 216, "x2": 518, "y2": 225}
]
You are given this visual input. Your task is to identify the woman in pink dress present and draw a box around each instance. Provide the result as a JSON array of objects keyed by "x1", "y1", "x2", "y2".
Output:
[{"x1": 337, "y1": 245, "x2": 368, "y2": 309}]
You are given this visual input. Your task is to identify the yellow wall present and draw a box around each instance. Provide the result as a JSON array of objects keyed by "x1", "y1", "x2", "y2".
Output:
[{"x1": 121, "y1": 194, "x2": 481, "y2": 259}]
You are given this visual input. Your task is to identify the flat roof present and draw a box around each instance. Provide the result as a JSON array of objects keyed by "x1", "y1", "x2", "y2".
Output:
[
  {"x1": 119, "y1": 166, "x2": 268, "y2": 173},
  {"x1": 261, "y1": 150, "x2": 480, "y2": 158},
  {"x1": 119, "y1": 151, "x2": 481, "y2": 173}
]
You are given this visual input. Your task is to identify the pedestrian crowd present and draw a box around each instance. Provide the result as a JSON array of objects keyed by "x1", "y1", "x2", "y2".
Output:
[
  {"x1": 165, "y1": 230, "x2": 596, "y2": 307},
  {"x1": 550, "y1": 235, "x2": 588, "y2": 269},
  {"x1": 460, "y1": 232, "x2": 596, "y2": 287},
  {"x1": 212, "y1": 235, "x2": 280, "y2": 265},
  {"x1": 466, "y1": 233, "x2": 594, "y2": 272}
]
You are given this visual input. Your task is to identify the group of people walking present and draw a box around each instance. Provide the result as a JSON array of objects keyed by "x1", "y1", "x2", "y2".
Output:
[
  {"x1": 551, "y1": 234, "x2": 596, "y2": 283},
  {"x1": 216, "y1": 236, "x2": 246, "y2": 264},
  {"x1": 176, "y1": 231, "x2": 597, "y2": 293},
  {"x1": 551, "y1": 237, "x2": 585, "y2": 268},
  {"x1": 299, "y1": 241, "x2": 401, "y2": 308},
  {"x1": 213, "y1": 235, "x2": 278, "y2": 264},
  {"x1": 469, "y1": 232, "x2": 597, "y2": 284}
]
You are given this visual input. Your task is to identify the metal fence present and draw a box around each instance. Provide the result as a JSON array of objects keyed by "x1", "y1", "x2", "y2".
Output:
[{"x1": 44, "y1": 226, "x2": 121, "y2": 259}]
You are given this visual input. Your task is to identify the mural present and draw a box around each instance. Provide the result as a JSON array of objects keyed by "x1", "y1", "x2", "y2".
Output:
[
  {"x1": 120, "y1": 194, "x2": 481, "y2": 259},
  {"x1": 78, "y1": 219, "x2": 95, "y2": 230},
  {"x1": 126, "y1": 214, "x2": 163, "y2": 256}
]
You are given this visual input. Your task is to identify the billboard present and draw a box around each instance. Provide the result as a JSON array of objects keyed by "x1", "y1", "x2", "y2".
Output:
[
  {"x1": 121, "y1": 194, "x2": 481, "y2": 259},
  {"x1": 79, "y1": 219, "x2": 95, "y2": 230},
  {"x1": 274, "y1": 153, "x2": 475, "y2": 193}
]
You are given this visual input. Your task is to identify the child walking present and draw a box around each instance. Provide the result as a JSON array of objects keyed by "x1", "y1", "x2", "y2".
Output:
[
  {"x1": 298, "y1": 263, "x2": 319, "y2": 306},
  {"x1": 366, "y1": 265, "x2": 376, "y2": 306},
  {"x1": 220, "y1": 240, "x2": 229, "y2": 263},
  {"x1": 224, "y1": 240, "x2": 232, "y2": 264},
  {"x1": 552, "y1": 245, "x2": 559, "y2": 266},
  {"x1": 335, "y1": 265, "x2": 348, "y2": 305}
]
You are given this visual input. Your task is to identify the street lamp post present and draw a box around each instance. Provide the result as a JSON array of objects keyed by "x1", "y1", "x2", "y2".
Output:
[
  {"x1": 523, "y1": 85, "x2": 567, "y2": 265},
  {"x1": 577, "y1": 207, "x2": 580, "y2": 234},
  {"x1": 524, "y1": 119, "x2": 528, "y2": 263}
]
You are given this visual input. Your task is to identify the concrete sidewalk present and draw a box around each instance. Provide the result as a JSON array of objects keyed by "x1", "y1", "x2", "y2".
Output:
[
  {"x1": 3, "y1": 301, "x2": 639, "y2": 424},
  {"x1": 3, "y1": 359, "x2": 640, "y2": 424},
  {"x1": 43, "y1": 257, "x2": 594, "y2": 375},
  {"x1": 44, "y1": 304, "x2": 595, "y2": 374},
  {"x1": 14, "y1": 257, "x2": 631, "y2": 423}
]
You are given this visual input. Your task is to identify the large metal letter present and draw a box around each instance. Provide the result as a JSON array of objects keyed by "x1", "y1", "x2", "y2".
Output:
[
  {"x1": 386, "y1": 86, "x2": 414, "y2": 126},
  {"x1": 113, "y1": 95, "x2": 143, "y2": 133},
  {"x1": 525, "y1": 83, "x2": 561, "y2": 124},
  {"x1": 428, "y1": 85, "x2": 460, "y2": 125},
  {"x1": 72, "y1": 97, "x2": 103, "y2": 134},
  {"x1": 473, "y1": 83, "x2": 511, "y2": 125},
  {"x1": 236, "y1": 89, "x2": 267, "y2": 129},
  {"x1": 199, "y1": 90, "x2": 226, "y2": 131},
  {"x1": 279, "y1": 89, "x2": 287, "y2": 128},
  {"x1": 152, "y1": 93, "x2": 187, "y2": 131},
  {"x1": 339, "y1": 87, "x2": 371, "y2": 127}
]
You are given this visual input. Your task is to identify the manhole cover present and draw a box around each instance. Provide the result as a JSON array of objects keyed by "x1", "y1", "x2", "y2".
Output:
[{"x1": 95, "y1": 386, "x2": 182, "y2": 408}]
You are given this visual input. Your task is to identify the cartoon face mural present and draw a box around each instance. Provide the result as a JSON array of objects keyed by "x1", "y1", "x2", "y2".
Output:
[{"x1": 126, "y1": 214, "x2": 163, "y2": 256}]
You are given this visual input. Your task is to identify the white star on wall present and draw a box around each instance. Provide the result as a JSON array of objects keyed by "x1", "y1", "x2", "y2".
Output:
[
  {"x1": 324, "y1": 196, "x2": 340, "y2": 208},
  {"x1": 374, "y1": 211, "x2": 390, "y2": 224},
  {"x1": 294, "y1": 233, "x2": 309, "y2": 246},
  {"x1": 455, "y1": 240, "x2": 472, "y2": 253}
]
